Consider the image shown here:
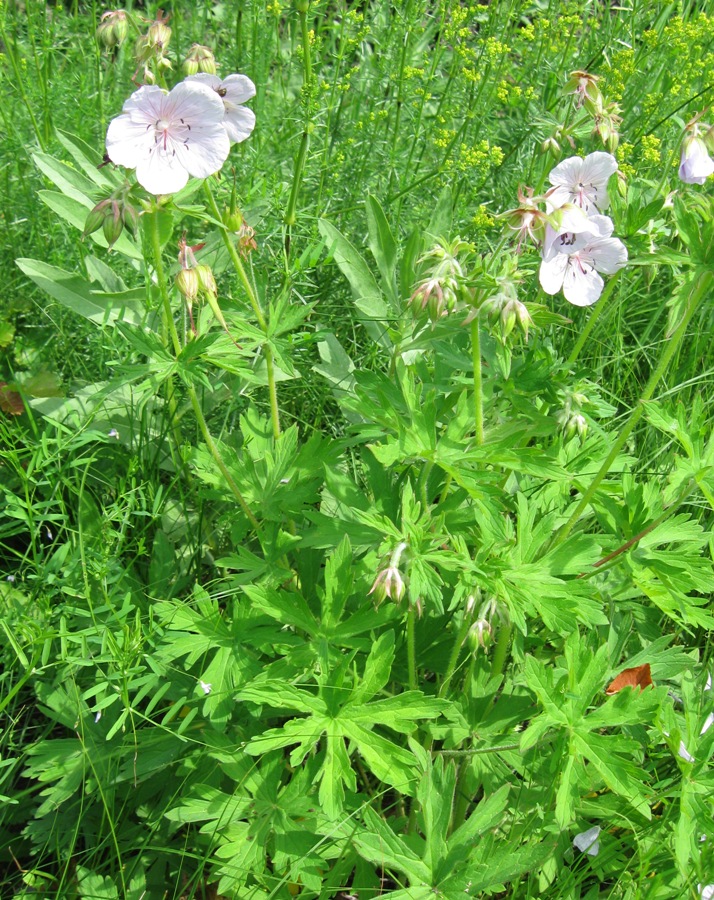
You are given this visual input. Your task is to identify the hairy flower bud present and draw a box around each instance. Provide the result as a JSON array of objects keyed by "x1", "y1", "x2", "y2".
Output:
[
  {"x1": 147, "y1": 13, "x2": 171, "y2": 51},
  {"x1": 183, "y1": 44, "x2": 217, "y2": 76},
  {"x1": 368, "y1": 566, "x2": 406, "y2": 605},
  {"x1": 176, "y1": 267, "x2": 200, "y2": 303},
  {"x1": 102, "y1": 200, "x2": 124, "y2": 248},
  {"x1": 195, "y1": 264, "x2": 217, "y2": 298},
  {"x1": 97, "y1": 10, "x2": 129, "y2": 48},
  {"x1": 83, "y1": 198, "x2": 113, "y2": 238},
  {"x1": 467, "y1": 619, "x2": 493, "y2": 651}
]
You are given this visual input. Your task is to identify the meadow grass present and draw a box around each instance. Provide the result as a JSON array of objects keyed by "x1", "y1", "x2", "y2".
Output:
[{"x1": 2, "y1": 1, "x2": 714, "y2": 898}]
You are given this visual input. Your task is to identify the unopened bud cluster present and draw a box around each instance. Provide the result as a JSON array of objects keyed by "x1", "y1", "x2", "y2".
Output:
[
  {"x1": 556, "y1": 389, "x2": 590, "y2": 441},
  {"x1": 83, "y1": 190, "x2": 139, "y2": 249},
  {"x1": 409, "y1": 238, "x2": 471, "y2": 322},
  {"x1": 133, "y1": 10, "x2": 172, "y2": 83},
  {"x1": 96, "y1": 10, "x2": 129, "y2": 49},
  {"x1": 183, "y1": 44, "x2": 217, "y2": 76}
]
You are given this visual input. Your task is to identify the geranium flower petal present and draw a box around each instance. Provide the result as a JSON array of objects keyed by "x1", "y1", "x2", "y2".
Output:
[
  {"x1": 106, "y1": 113, "x2": 154, "y2": 168},
  {"x1": 563, "y1": 258, "x2": 604, "y2": 306},
  {"x1": 549, "y1": 156, "x2": 583, "y2": 188},
  {"x1": 122, "y1": 84, "x2": 167, "y2": 125},
  {"x1": 539, "y1": 253, "x2": 568, "y2": 294},
  {"x1": 173, "y1": 123, "x2": 231, "y2": 178},
  {"x1": 222, "y1": 73, "x2": 257, "y2": 105},
  {"x1": 579, "y1": 151, "x2": 618, "y2": 187},
  {"x1": 587, "y1": 236, "x2": 628, "y2": 274},
  {"x1": 163, "y1": 80, "x2": 226, "y2": 126},
  {"x1": 224, "y1": 106, "x2": 256, "y2": 143},
  {"x1": 136, "y1": 145, "x2": 189, "y2": 194}
]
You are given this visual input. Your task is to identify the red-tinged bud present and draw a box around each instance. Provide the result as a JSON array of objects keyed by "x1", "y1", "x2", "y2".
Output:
[
  {"x1": 148, "y1": 11, "x2": 171, "y2": 51},
  {"x1": 467, "y1": 619, "x2": 493, "y2": 651},
  {"x1": 102, "y1": 200, "x2": 124, "y2": 248},
  {"x1": 121, "y1": 202, "x2": 140, "y2": 237},
  {"x1": 566, "y1": 70, "x2": 602, "y2": 110},
  {"x1": 97, "y1": 10, "x2": 128, "y2": 48},
  {"x1": 83, "y1": 198, "x2": 112, "y2": 238},
  {"x1": 176, "y1": 267, "x2": 200, "y2": 302}
]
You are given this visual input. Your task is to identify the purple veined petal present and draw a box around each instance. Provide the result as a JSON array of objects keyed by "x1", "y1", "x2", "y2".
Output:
[
  {"x1": 222, "y1": 73, "x2": 257, "y2": 105},
  {"x1": 136, "y1": 144, "x2": 189, "y2": 194},
  {"x1": 699, "y1": 885, "x2": 714, "y2": 900},
  {"x1": 586, "y1": 236, "x2": 628, "y2": 274},
  {"x1": 163, "y1": 80, "x2": 226, "y2": 126},
  {"x1": 562, "y1": 255, "x2": 604, "y2": 306},
  {"x1": 544, "y1": 184, "x2": 573, "y2": 211},
  {"x1": 121, "y1": 84, "x2": 168, "y2": 124},
  {"x1": 579, "y1": 151, "x2": 618, "y2": 186},
  {"x1": 224, "y1": 106, "x2": 256, "y2": 143},
  {"x1": 549, "y1": 155, "x2": 584, "y2": 188},
  {"x1": 539, "y1": 252, "x2": 568, "y2": 295},
  {"x1": 106, "y1": 112, "x2": 155, "y2": 168},
  {"x1": 172, "y1": 122, "x2": 231, "y2": 178}
]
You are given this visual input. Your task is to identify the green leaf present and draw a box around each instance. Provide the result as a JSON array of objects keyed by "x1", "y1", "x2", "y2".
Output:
[
  {"x1": 574, "y1": 731, "x2": 651, "y2": 818},
  {"x1": 33, "y1": 151, "x2": 99, "y2": 203},
  {"x1": 318, "y1": 218, "x2": 392, "y2": 347},
  {"x1": 141, "y1": 207, "x2": 174, "y2": 255},
  {"x1": 16, "y1": 259, "x2": 143, "y2": 325},
  {"x1": 366, "y1": 194, "x2": 398, "y2": 302},
  {"x1": 56, "y1": 129, "x2": 117, "y2": 188}
]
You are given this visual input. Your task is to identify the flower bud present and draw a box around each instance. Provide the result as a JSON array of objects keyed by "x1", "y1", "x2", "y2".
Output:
[
  {"x1": 148, "y1": 16, "x2": 171, "y2": 51},
  {"x1": 183, "y1": 44, "x2": 217, "y2": 76},
  {"x1": 467, "y1": 619, "x2": 493, "y2": 651},
  {"x1": 176, "y1": 267, "x2": 200, "y2": 303},
  {"x1": 195, "y1": 264, "x2": 217, "y2": 298},
  {"x1": 223, "y1": 207, "x2": 244, "y2": 232},
  {"x1": 121, "y1": 202, "x2": 140, "y2": 238},
  {"x1": 566, "y1": 70, "x2": 602, "y2": 110},
  {"x1": 541, "y1": 136, "x2": 560, "y2": 157},
  {"x1": 368, "y1": 566, "x2": 406, "y2": 605},
  {"x1": 83, "y1": 198, "x2": 113, "y2": 238},
  {"x1": 102, "y1": 200, "x2": 124, "y2": 248},
  {"x1": 97, "y1": 10, "x2": 129, "y2": 48}
]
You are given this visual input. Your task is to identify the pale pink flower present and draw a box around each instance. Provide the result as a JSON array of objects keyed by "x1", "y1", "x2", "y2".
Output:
[
  {"x1": 185, "y1": 73, "x2": 256, "y2": 144},
  {"x1": 539, "y1": 215, "x2": 627, "y2": 306},
  {"x1": 679, "y1": 133, "x2": 714, "y2": 185},
  {"x1": 546, "y1": 151, "x2": 618, "y2": 214},
  {"x1": 106, "y1": 82, "x2": 231, "y2": 195}
]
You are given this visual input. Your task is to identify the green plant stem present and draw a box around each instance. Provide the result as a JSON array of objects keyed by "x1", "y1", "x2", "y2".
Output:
[
  {"x1": 554, "y1": 269, "x2": 713, "y2": 547},
  {"x1": 490, "y1": 622, "x2": 512, "y2": 680},
  {"x1": 150, "y1": 209, "x2": 262, "y2": 534},
  {"x1": 202, "y1": 181, "x2": 281, "y2": 439},
  {"x1": 406, "y1": 606, "x2": 417, "y2": 692},
  {"x1": 284, "y1": 7, "x2": 313, "y2": 241},
  {"x1": 471, "y1": 316, "x2": 484, "y2": 444},
  {"x1": 0, "y1": 17, "x2": 47, "y2": 151},
  {"x1": 439, "y1": 615, "x2": 472, "y2": 698},
  {"x1": 566, "y1": 271, "x2": 622, "y2": 366}
]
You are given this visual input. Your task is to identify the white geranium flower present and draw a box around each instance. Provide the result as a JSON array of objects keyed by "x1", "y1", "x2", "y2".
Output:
[
  {"x1": 573, "y1": 825, "x2": 601, "y2": 856},
  {"x1": 106, "y1": 82, "x2": 231, "y2": 195},
  {"x1": 540, "y1": 214, "x2": 627, "y2": 306},
  {"x1": 679, "y1": 133, "x2": 714, "y2": 185},
  {"x1": 542, "y1": 204, "x2": 610, "y2": 259},
  {"x1": 185, "y1": 73, "x2": 256, "y2": 144},
  {"x1": 699, "y1": 885, "x2": 714, "y2": 900},
  {"x1": 546, "y1": 151, "x2": 618, "y2": 214}
]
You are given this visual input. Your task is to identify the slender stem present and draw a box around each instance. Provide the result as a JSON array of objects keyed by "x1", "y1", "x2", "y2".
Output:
[
  {"x1": 438, "y1": 614, "x2": 472, "y2": 698},
  {"x1": 490, "y1": 623, "x2": 512, "y2": 680},
  {"x1": 471, "y1": 316, "x2": 484, "y2": 444},
  {"x1": 567, "y1": 271, "x2": 622, "y2": 366},
  {"x1": 406, "y1": 606, "x2": 417, "y2": 691},
  {"x1": 150, "y1": 209, "x2": 262, "y2": 534},
  {"x1": 553, "y1": 269, "x2": 713, "y2": 546},
  {"x1": 283, "y1": 6, "x2": 313, "y2": 243},
  {"x1": 203, "y1": 181, "x2": 281, "y2": 439}
]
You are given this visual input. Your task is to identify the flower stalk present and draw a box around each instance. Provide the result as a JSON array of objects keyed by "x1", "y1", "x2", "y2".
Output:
[{"x1": 203, "y1": 181, "x2": 282, "y2": 439}]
